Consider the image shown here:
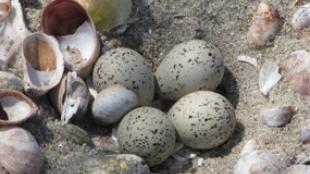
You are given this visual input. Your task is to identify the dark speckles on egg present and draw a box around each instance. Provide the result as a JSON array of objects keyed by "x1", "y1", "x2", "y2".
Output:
[{"x1": 168, "y1": 91, "x2": 236, "y2": 150}]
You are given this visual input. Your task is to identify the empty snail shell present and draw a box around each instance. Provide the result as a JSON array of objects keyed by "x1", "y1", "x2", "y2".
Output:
[
  {"x1": 0, "y1": 89, "x2": 38, "y2": 125},
  {"x1": 0, "y1": 71, "x2": 23, "y2": 92},
  {"x1": 0, "y1": 0, "x2": 11, "y2": 21},
  {"x1": 0, "y1": 127, "x2": 44, "y2": 174},
  {"x1": 22, "y1": 33, "x2": 64, "y2": 97},
  {"x1": 247, "y1": 2, "x2": 283, "y2": 46},
  {"x1": 50, "y1": 72, "x2": 89, "y2": 124},
  {"x1": 41, "y1": 0, "x2": 100, "y2": 78},
  {"x1": 91, "y1": 85, "x2": 138, "y2": 125}
]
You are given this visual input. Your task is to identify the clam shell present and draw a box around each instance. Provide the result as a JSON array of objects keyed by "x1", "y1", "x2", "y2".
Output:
[
  {"x1": 0, "y1": 89, "x2": 38, "y2": 125},
  {"x1": 91, "y1": 84, "x2": 138, "y2": 125},
  {"x1": 0, "y1": 0, "x2": 11, "y2": 21},
  {"x1": 41, "y1": 0, "x2": 100, "y2": 78},
  {"x1": 284, "y1": 165, "x2": 310, "y2": 174},
  {"x1": 22, "y1": 33, "x2": 64, "y2": 97},
  {"x1": 282, "y1": 50, "x2": 310, "y2": 96},
  {"x1": 259, "y1": 61, "x2": 282, "y2": 96},
  {"x1": 261, "y1": 106, "x2": 298, "y2": 127},
  {"x1": 0, "y1": 127, "x2": 43, "y2": 174},
  {"x1": 0, "y1": 71, "x2": 23, "y2": 91},
  {"x1": 292, "y1": 3, "x2": 310, "y2": 31},
  {"x1": 298, "y1": 128, "x2": 310, "y2": 144},
  {"x1": 61, "y1": 72, "x2": 89, "y2": 124}
]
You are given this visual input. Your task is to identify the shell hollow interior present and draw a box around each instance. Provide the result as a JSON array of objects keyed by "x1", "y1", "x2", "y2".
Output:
[
  {"x1": 23, "y1": 33, "x2": 64, "y2": 97},
  {"x1": 0, "y1": 90, "x2": 38, "y2": 125}
]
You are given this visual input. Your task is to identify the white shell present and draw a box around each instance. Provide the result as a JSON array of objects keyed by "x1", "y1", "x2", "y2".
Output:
[
  {"x1": 0, "y1": 71, "x2": 23, "y2": 91},
  {"x1": 92, "y1": 85, "x2": 138, "y2": 125},
  {"x1": 292, "y1": 3, "x2": 310, "y2": 31},
  {"x1": 284, "y1": 165, "x2": 310, "y2": 174},
  {"x1": 234, "y1": 140, "x2": 285, "y2": 174},
  {"x1": 0, "y1": 0, "x2": 11, "y2": 21},
  {"x1": 0, "y1": 127, "x2": 43, "y2": 174},
  {"x1": 298, "y1": 128, "x2": 310, "y2": 144},
  {"x1": 61, "y1": 72, "x2": 89, "y2": 124},
  {"x1": 259, "y1": 61, "x2": 282, "y2": 96},
  {"x1": 247, "y1": 2, "x2": 283, "y2": 46},
  {"x1": 261, "y1": 106, "x2": 298, "y2": 127},
  {"x1": 42, "y1": 0, "x2": 100, "y2": 78},
  {"x1": 0, "y1": 89, "x2": 38, "y2": 125},
  {"x1": 22, "y1": 33, "x2": 64, "y2": 97},
  {"x1": 237, "y1": 55, "x2": 258, "y2": 67},
  {"x1": 156, "y1": 40, "x2": 224, "y2": 101}
]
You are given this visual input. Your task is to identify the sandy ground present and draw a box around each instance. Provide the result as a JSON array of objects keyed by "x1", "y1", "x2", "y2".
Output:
[{"x1": 17, "y1": 0, "x2": 310, "y2": 173}]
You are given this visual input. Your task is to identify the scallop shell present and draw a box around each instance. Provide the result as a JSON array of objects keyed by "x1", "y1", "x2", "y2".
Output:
[
  {"x1": 261, "y1": 106, "x2": 298, "y2": 127},
  {"x1": 282, "y1": 50, "x2": 310, "y2": 96},
  {"x1": 284, "y1": 165, "x2": 310, "y2": 174},
  {"x1": 292, "y1": 3, "x2": 310, "y2": 31},
  {"x1": 0, "y1": 0, "x2": 11, "y2": 21},
  {"x1": 0, "y1": 127, "x2": 44, "y2": 174},
  {"x1": 247, "y1": 2, "x2": 283, "y2": 46},
  {"x1": 22, "y1": 33, "x2": 64, "y2": 97},
  {"x1": 41, "y1": 0, "x2": 100, "y2": 78},
  {"x1": 259, "y1": 61, "x2": 282, "y2": 96},
  {"x1": 0, "y1": 71, "x2": 23, "y2": 91},
  {"x1": 0, "y1": 89, "x2": 38, "y2": 125}
]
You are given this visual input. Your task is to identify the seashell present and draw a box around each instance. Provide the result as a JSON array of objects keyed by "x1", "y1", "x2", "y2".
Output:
[
  {"x1": 237, "y1": 55, "x2": 258, "y2": 67},
  {"x1": 297, "y1": 128, "x2": 310, "y2": 144},
  {"x1": 247, "y1": 2, "x2": 283, "y2": 46},
  {"x1": 0, "y1": 89, "x2": 38, "y2": 125},
  {"x1": 92, "y1": 84, "x2": 138, "y2": 125},
  {"x1": 259, "y1": 61, "x2": 282, "y2": 96},
  {"x1": 282, "y1": 50, "x2": 310, "y2": 96},
  {"x1": 75, "y1": 0, "x2": 132, "y2": 32},
  {"x1": 0, "y1": 0, "x2": 29, "y2": 72},
  {"x1": 58, "y1": 72, "x2": 89, "y2": 124},
  {"x1": 284, "y1": 165, "x2": 310, "y2": 174},
  {"x1": 0, "y1": 0, "x2": 11, "y2": 21},
  {"x1": 0, "y1": 127, "x2": 44, "y2": 174},
  {"x1": 41, "y1": 0, "x2": 100, "y2": 78},
  {"x1": 234, "y1": 139, "x2": 285, "y2": 174},
  {"x1": 261, "y1": 106, "x2": 298, "y2": 127},
  {"x1": 0, "y1": 71, "x2": 23, "y2": 91},
  {"x1": 292, "y1": 3, "x2": 310, "y2": 31},
  {"x1": 22, "y1": 33, "x2": 64, "y2": 97}
]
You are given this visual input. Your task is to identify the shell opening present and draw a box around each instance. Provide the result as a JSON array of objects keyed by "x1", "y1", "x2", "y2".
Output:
[
  {"x1": 0, "y1": 96, "x2": 33, "y2": 122},
  {"x1": 42, "y1": 0, "x2": 89, "y2": 36}
]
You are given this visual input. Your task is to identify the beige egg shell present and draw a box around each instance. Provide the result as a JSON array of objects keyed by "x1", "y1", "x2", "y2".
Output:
[
  {"x1": 92, "y1": 48, "x2": 154, "y2": 105},
  {"x1": 117, "y1": 107, "x2": 176, "y2": 166},
  {"x1": 155, "y1": 40, "x2": 224, "y2": 101},
  {"x1": 168, "y1": 91, "x2": 236, "y2": 149}
]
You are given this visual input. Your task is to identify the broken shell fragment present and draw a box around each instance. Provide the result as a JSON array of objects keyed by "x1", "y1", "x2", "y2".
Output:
[
  {"x1": 284, "y1": 165, "x2": 310, "y2": 174},
  {"x1": 60, "y1": 72, "x2": 89, "y2": 124},
  {"x1": 0, "y1": 0, "x2": 11, "y2": 21},
  {"x1": 247, "y1": 2, "x2": 283, "y2": 46},
  {"x1": 22, "y1": 33, "x2": 64, "y2": 97},
  {"x1": 292, "y1": 3, "x2": 310, "y2": 31},
  {"x1": 0, "y1": 89, "x2": 38, "y2": 125},
  {"x1": 261, "y1": 106, "x2": 298, "y2": 127},
  {"x1": 234, "y1": 139, "x2": 285, "y2": 174},
  {"x1": 42, "y1": 0, "x2": 100, "y2": 78},
  {"x1": 298, "y1": 128, "x2": 310, "y2": 144},
  {"x1": 0, "y1": 127, "x2": 44, "y2": 174},
  {"x1": 282, "y1": 50, "x2": 310, "y2": 96},
  {"x1": 0, "y1": 71, "x2": 23, "y2": 91},
  {"x1": 259, "y1": 61, "x2": 282, "y2": 96},
  {"x1": 92, "y1": 85, "x2": 138, "y2": 125}
]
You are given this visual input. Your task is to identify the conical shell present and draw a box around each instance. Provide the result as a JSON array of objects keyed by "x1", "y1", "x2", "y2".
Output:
[
  {"x1": 0, "y1": 0, "x2": 11, "y2": 21},
  {"x1": 0, "y1": 71, "x2": 23, "y2": 91},
  {"x1": 0, "y1": 89, "x2": 38, "y2": 125},
  {"x1": 22, "y1": 33, "x2": 64, "y2": 97},
  {"x1": 0, "y1": 127, "x2": 43, "y2": 174},
  {"x1": 41, "y1": 0, "x2": 100, "y2": 78}
]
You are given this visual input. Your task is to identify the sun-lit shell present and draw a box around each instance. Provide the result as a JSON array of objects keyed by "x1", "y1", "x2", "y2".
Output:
[
  {"x1": 261, "y1": 106, "x2": 298, "y2": 127},
  {"x1": 0, "y1": 71, "x2": 23, "y2": 91},
  {"x1": 0, "y1": 89, "x2": 38, "y2": 125},
  {"x1": 22, "y1": 33, "x2": 64, "y2": 97},
  {"x1": 259, "y1": 61, "x2": 282, "y2": 96},
  {"x1": 41, "y1": 0, "x2": 100, "y2": 78},
  {"x1": 0, "y1": 127, "x2": 43, "y2": 174},
  {"x1": 284, "y1": 165, "x2": 310, "y2": 174},
  {"x1": 282, "y1": 50, "x2": 310, "y2": 96},
  {"x1": 0, "y1": 0, "x2": 11, "y2": 21},
  {"x1": 292, "y1": 3, "x2": 310, "y2": 31},
  {"x1": 247, "y1": 2, "x2": 283, "y2": 46}
]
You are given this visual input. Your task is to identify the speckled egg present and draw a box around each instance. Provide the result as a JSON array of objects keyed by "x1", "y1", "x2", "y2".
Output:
[
  {"x1": 155, "y1": 40, "x2": 224, "y2": 101},
  {"x1": 117, "y1": 107, "x2": 176, "y2": 166},
  {"x1": 92, "y1": 48, "x2": 154, "y2": 105},
  {"x1": 168, "y1": 91, "x2": 235, "y2": 150}
]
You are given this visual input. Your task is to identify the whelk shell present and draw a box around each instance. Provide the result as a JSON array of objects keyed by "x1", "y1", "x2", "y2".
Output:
[
  {"x1": 261, "y1": 106, "x2": 298, "y2": 127},
  {"x1": 0, "y1": 127, "x2": 43, "y2": 174},
  {"x1": 22, "y1": 33, "x2": 64, "y2": 97},
  {"x1": 0, "y1": 0, "x2": 11, "y2": 21},
  {"x1": 282, "y1": 50, "x2": 310, "y2": 96},
  {"x1": 42, "y1": 0, "x2": 100, "y2": 78},
  {"x1": 0, "y1": 89, "x2": 38, "y2": 125},
  {"x1": 0, "y1": 71, "x2": 23, "y2": 92}
]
